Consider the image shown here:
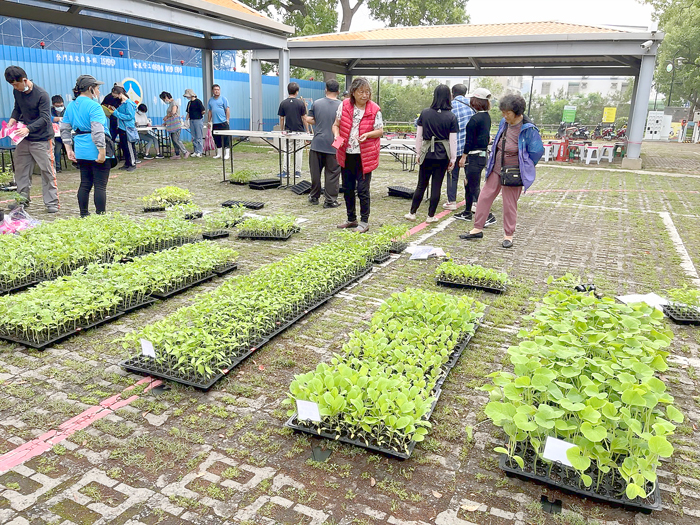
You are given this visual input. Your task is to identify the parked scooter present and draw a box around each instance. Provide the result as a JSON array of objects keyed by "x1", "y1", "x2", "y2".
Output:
[
  {"x1": 556, "y1": 122, "x2": 568, "y2": 139},
  {"x1": 615, "y1": 125, "x2": 627, "y2": 139},
  {"x1": 571, "y1": 123, "x2": 589, "y2": 140}
]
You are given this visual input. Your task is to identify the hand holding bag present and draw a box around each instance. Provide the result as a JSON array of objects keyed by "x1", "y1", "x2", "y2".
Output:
[{"x1": 498, "y1": 128, "x2": 523, "y2": 187}]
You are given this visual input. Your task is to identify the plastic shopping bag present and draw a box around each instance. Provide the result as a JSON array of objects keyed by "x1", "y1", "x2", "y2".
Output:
[
  {"x1": 0, "y1": 120, "x2": 28, "y2": 145},
  {"x1": 0, "y1": 206, "x2": 41, "y2": 234},
  {"x1": 204, "y1": 124, "x2": 216, "y2": 152}
]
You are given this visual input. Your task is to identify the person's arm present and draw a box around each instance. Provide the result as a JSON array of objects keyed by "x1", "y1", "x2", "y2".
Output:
[
  {"x1": 415, "y1": 126, "x2": 423, "y2": 158},
  {"x1": 279, "y1": 116, "x2": 285, "y2": 130},
  {"x1": 88, "y1": 104, "x2": 107, "y2": 163},
  {"x1": 225, "y1": 100, "x2": 230, "y2": 123},
  {"x1": 332, "y1": 116, "x2": 340, "y2": 139},
  {"x1": 527, "y1": 128, "x2": 545, "y2": 165},
  {"x1": 52, "y1": 109, "x2": 62, "y2": 123},
  {"x1": 448, "y1": 132, "x2": 457, "y2": 169},
  {"x1": 199, "y1": 100, "x2": 206, "y2": 119},
  {"x1": 59, "y1": 117, "x2": 75, "y2": 161},
  {"x1": 207, "y1": 103, "x2": 212, "y2": 124}
]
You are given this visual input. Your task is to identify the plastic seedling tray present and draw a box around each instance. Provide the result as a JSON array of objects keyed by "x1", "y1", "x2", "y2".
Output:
[
  {"x1": 229, "y1": 180, "x2": 249, "y2": 185},
  {"x1": 286, "y1": 315, "x2": 483, "y2": 459},
  {"x1": 213, "y1": 262, "x2": 238, "y2": 276},
  {"x1": 221, "y1": 200, "x2": 265, "y2": 210},
  {"x1": 662, "y1": 304, "x2": 700, "y2": 325},
  {"x1": 202, "y1": 230, "x2": 230, "y2": 240},
  {"x1": 389, "y1": 241, "x2": 409, "y2": 254},
  {"x1": 387, "y1": 186, "x2": 414, "y2": 199},
  {"x1": 373, "y1": 252, "x2": 391, "y2": 264},
  {"x1": 499, "y1": 443, "x2": 662, "y2": 514},
  {"x1": 249, "y1": 178, "x2": 282, "y2": 190},
  {"x1": 143, "y1": 206, "x2": 167, "y2": 212},
  {"x1": 436, "y1": 277, "x2": 506, "y2": 294},
  {"x1": 290, "y1": 180, "x2": 312, "y2": 195},
  {"x1": 149, "y1": 273, "x2": 216, "y2": 299},
  {"x1": 0, "y1": 279, "x2": 42, "y2": 296},
  {"x1": 119, "y1": 297, "x2": 158, "y2": 315},
  {"x1": 237, "y1": 231, "x2": 294, "y2": 241},
  {"x1": 0, "y1": 311, "x2": 125, "y2": 351},
  {"x1": 184, "y1": 212, "x2": 204, "y2": 220}
]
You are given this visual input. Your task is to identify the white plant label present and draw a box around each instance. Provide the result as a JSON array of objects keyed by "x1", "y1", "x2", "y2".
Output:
[
  {"x1": 542, "y1": 436, "x2": 575, "y2": 467},
  {"x1": 140, "y1": 338, "x2": 156, "y2": 358},
  {"x1": 615, "y1": 293, "x2": 668, "y2": 311},
  {"x1": 296, "y1": 399, "x2": 321, "y2": 422}
]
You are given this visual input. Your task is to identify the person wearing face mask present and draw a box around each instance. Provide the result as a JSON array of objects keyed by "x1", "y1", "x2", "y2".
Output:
[
  {"x1": 51, "y1": 95, "x2": 65, "y2": 173},
  {"x1": 60, "y1": 75, "x2": 114, "y2": 217},
  {"x1": 4, "y1": 65, "x2": 59, "y2": 212}
]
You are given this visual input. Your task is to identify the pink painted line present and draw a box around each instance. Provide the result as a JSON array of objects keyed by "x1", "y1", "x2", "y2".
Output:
[
  {"x1": 406, "y1": 199, "x2": 466, "y2": 236},
  {"x1": 0, "y1": 376, "x2": 162, "y2": 473},
  {"x1": 527, "y1": 189, "x2": 700, "y2": 194}
]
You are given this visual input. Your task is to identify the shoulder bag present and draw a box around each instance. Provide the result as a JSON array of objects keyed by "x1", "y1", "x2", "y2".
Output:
[{"x1": 498, "y1": 128, "x2": 523, "y2": 187}]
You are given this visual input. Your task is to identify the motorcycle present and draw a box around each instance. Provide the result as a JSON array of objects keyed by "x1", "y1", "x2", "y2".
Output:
[
  {"x1": 615, "y1": 126, "x2": 627, "y2": 139},
  {"x1": 602, "y1": 125, "x2": 615, "y2": 140},
  {"x1": 555, "y1": 122, "x2": 568, "y2": 139},
  {"x1": 592, "y1": 124, "x2": 603, "y2": 140},
  {"x1": 571, "y1": 124, "x2": 589, "y2": 140}
]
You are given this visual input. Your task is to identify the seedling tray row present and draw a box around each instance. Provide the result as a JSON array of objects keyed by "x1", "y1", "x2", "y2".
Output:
[
  {"x1": 150, "y1": 273, "x2": 216, "y2": 299},
  {"x1": 499, "y1": 442, "x2": 661, "y2": 513},
  {"x1": 436, "y1": 277, "x2": 506, "y2": 294},
  {"x1": 221, "y1": 200, "x2": 265, "y2": 210},
  {"x1": 202, "y1": 230, "x2": 230, "y2": 240},
  {"x1": 237, "y1": 231, "x2": 295, "y2": 241},
  {"x1": 213, "y1": 262, "x2": 238, "y2": 276},
  {"x1": 373, "y1": 252, "x2": 391, "y2": 264},
  {"x1": 143, "y1": 206, "x2": 167, "y2": 213},
  {"x1": 662, "y1": 304, "x2": 700, "y2": 325}
]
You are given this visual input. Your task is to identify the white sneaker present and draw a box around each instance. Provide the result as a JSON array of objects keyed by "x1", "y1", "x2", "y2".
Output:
[
  {"x1": 213, "y1": 148, "x2": 222, "y2": 159},
  {"x1": 442, "y1": 202, "x2": 457, "y2": 210},
  {"x1": 404, "y1": 213, "x2": 416, "y2": 221},
  {"x1": 224, "y1": 148, "x2": 230, "y2": 160},
  {"x1": 426, "y1": 216, "x2": 439, "y2": 223}
]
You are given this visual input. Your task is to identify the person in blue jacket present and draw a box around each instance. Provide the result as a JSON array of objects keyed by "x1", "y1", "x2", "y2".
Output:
[
  {"x1": 60, "y1": 75, "x2": 114, "y2": 217},
  {"x1": 460, "y1": 94, "x2": 543, "y2": 248},
  {"x1": 110, "y1": 85, "x2": 137, "y2": 172}
]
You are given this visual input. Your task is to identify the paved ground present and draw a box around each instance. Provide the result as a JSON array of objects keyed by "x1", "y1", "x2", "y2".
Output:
[{"x1": 1, "y1": 140, "x2": 699, "y2": 525}]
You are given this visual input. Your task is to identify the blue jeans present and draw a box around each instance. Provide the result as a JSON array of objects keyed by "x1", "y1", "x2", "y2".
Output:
[
  {"x1": 190, "y1": 119, "x2": 204, "y2": 154},
  {"x1": 54, "y1": 137, "x2": 63, "y2": 171},
  {"x1": 447, "y1": 162, "x2": 465, "y2": 203}
]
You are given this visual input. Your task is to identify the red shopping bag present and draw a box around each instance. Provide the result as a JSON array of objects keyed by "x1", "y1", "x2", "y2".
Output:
[{"x1": 204, "y1": 125, "x2": 216, "y2": 152}]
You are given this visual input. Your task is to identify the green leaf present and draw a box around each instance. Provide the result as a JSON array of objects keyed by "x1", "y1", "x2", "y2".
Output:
[
  {"x1": 666, "y1": 405, "x2": 684, "y2": 423},
  {"x1": 648, "y1": 436, "x2": 674, "y2": 458},
  {"x1": 566, "y1": 446, "x2": 591, "y2": 472},
  {"x1": 580, "y1": 422, "x2": 607, "y2": 442}
]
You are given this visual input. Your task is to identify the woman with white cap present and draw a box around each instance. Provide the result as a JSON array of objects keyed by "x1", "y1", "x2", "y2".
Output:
[
  {"x1": 184, "y1": 88, "x2": 205, "y2": 157},
  {"x1": 60, "y1": 74, "x2": 115, "y2": 217}
]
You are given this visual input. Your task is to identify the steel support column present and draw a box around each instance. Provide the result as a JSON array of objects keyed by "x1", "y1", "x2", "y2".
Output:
[
  {"x1": 201, "y1": 48, "x2": 214, "y2": 106},
  {"x1": 250, "y1": 56, "x2": 263, "y2": 131},
  {"x1": 624, "y1": 54, "x2": 655, "y2": 167},
  {"x1": 278, "y1": 48, "x2": 290, "y2": 104}
]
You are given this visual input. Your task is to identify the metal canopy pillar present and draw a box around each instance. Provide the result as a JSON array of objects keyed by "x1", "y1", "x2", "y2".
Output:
[
  {"x1": 201, "y1": 47, "x2": 214, "y2": 108},
  {"x1": 624, "y1": 54, "x2": 655, "y2": 168},
  {"x1": 279, "y1": 48, "x2": 291, "y2": 104},
  {"x1": 250, "y1": 55, "x2": 263, "y2": 131}
]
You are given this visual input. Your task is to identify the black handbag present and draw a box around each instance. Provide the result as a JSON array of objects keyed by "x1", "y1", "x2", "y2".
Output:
[
  {"x1": 498, "y1": 129, "x2": 523, "y2": 187},
  {"x1": 75, "y1": 129, "x2": 118, "y2": 168}
]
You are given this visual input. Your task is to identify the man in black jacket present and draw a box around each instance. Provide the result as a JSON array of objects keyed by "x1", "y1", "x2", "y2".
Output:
[{"x1": 4, "y1": 65, "x2": 59, "y2": 212}]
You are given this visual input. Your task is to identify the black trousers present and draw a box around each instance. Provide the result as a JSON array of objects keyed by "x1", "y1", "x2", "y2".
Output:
[
  {"x1": 465, "y1": 153, "x2": 487, "y2": 212},
  {"x1": 212, "y1": 122, "x2": 230, "y2": 148},
  {"x1": 117, "y1": 129, "x2": 136, "y2": 167},
  {"x1": 77, "y1": 159, "x2": 110, "y2": 217},
  {"x1": 342, "y1": 154, "x2": 371, "y2": 223},
  {"x1": 309, "y1": 149, "x2": 341, "y2": 203},
  {"x1": 410, "y1": 158, "x2": 449, "y2": 216}
]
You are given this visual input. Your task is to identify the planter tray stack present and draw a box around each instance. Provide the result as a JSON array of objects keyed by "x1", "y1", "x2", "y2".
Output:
[
  {"x1": 221, "y1": 200, "x2": 264, "y2": 210},
  {"x1": 662, "y1": 304, "x2": 700, "y2": 325},
  {"x1": 499, "y1": 446, "x2": 662, "y2": 514},
  {"x1": 287, "y1": 313, "x2": 485, "y2": 459},
  {"x1": 249, "y1": 178, "x2": 282, "y2": 190},
  {"x1": 387, "y1": 186, "x2": 414, "y2": 199},
  {"x1": 436, "y1": 278, "x2": 506, "y2": 294},
  {"x1": 290, "y1": 180, "x2": 312, "y2": 195},
  {"x1": 122, "y1": 264, "x2": 373, "y2": 390}
]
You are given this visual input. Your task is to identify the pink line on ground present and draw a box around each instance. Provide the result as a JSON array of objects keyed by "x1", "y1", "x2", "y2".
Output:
[
  {"x1": 0, "y1": 376, "x2": 162, "y2": 473},
  {"x1": 406, "y1": 200, "x2": 466, "y2": 236},
  {"x1": 526, "y1": 189, "x2": 700, "y2": 194}
]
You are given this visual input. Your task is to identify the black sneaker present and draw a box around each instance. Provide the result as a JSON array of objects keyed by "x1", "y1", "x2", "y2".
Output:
[
  {"x1": 118, "y1": 165, "x2": 128, "y2": 170},
  {"x1": 484, "y1": 214, "x2": 497, "y2": 227},
  {"x1": 454, "y1": 211, "x2": 472, "y2": 221},
  {"x1": 323, "y1": 201, "x2": 340, "y2": 209},
  {"x1": 155, "y1": 154, "x2": 165, "y2": 159},
  {"x1": 144, "y1": 155, "x2": 155, "y2": 160},
  {"x1": 126, "y1": 166, "x2": 137, "y2": 172},
  {"x1": 308, "y1": 197, "x2": 319, "y2": 205}
]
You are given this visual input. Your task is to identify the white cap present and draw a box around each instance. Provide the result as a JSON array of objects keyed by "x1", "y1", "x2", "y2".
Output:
[{"x1": 466, "y1": 88, "x2": 492, "y2": 100}]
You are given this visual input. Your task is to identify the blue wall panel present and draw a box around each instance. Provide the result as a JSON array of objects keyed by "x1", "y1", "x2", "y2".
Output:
[{"x1": 0, "y1": 44, "x2": 325, "y2": 142}]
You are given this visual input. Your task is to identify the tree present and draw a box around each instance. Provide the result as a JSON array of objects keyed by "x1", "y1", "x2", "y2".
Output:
[{"x1": 642, "y1": 0, "x2": 700, "y2": 113}]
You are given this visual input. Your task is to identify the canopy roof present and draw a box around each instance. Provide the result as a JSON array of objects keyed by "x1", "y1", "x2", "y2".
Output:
[
  {"x1": 270, "y1": 21, "x2": 661, "y2": 77},
  {"x1": 2, "y1": 0, "x2": 294, "y2": 50}
]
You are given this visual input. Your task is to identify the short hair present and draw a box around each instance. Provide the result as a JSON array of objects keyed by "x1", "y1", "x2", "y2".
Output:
[
  {"x1": 159, "y1": 91, "x2": 172, "y2": 100},
  {"x1": 325, "y1": 79, "x2": 340, "y2": 93},
  {"x1": 499, "y1": 94, "x2": 527, "y2": 116},
  {"x1": 287, "y1": 82, "x2": 300, "y2": 95},
  {"x1": 451, "y1": 83, "x2": 467, "y2": 97},
  {"x1": 51, "y1": 95, "x2": 64, "y2": 105},
  {"x1": 4, "y1": 65, "x2": 27, "y2": 84},
  {"x1": 470, "y1": 97, "x2": 490, "y2": 112},
  {"x1": 430, "y1": 84, "x2": 452, "y2": 111},
  {"x1": 112, "y1": 86, "x2": 127, "y2": 97},
  {"x1": 212, "y1": 84, "x2": 220, "y2": 90},
  {"x1": 138, "y1": 103, "x2": 148, "y2": 112},
  {"x1": 349, "y1": 77, "x2": 372, "y2": 106}
]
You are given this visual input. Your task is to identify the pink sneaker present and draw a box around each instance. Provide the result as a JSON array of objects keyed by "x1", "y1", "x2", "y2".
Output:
[
  {"x1": 172, "y1": 155, "x2": 181, "y2": 160},
  {"x1": 183, "y1": 151, "x2": 190, "y2": 159}
]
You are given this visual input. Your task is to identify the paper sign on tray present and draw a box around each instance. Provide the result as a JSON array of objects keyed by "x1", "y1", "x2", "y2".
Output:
[
  {"x1": 140, "y1": 338, "x2": 156, "y2": 358},
  {"x1": 542, "y1": 436, "x2": 575, "y2": 467},
  {"x1": 296, "y1": 399, "x2": 321, "y2": 422}
]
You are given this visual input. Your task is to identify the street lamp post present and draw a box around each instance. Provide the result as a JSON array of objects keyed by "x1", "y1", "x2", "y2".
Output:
[{"x1": 667, "y1": 52, "x2": 685, "y2": 107}]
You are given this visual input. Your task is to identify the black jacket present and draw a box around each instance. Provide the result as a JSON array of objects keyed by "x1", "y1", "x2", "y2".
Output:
[{"x1": 463, "y1": 111, "x2": 491, "y2": 155}]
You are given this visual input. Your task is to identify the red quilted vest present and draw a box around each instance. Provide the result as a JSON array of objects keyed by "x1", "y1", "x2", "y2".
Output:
[{"x1": 336, "y1": 98, "x2": 381, "y2": 173}]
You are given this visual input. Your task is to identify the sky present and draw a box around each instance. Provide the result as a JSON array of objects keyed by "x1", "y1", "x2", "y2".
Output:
[{"x1": 347, "y1": 0, "x2": 655, "y2": 32}]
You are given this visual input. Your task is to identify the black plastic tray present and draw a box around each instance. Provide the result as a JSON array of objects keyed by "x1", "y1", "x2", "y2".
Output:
[
  {"x1": 249, "y1": 178, "x2": 281, "y2": 190},
  {"x1": 119, "y1": 297, "x2": 158, "y2": 314},
  {"x1": 237, "y1": 231, "x2": 294, "y2": 241},
  {"x1": 387, "y1": 186, "x2": 414, "y2": 199},
  {"x1": 390, "y1": 242, "x2": 409, "y2": 254},
  {"x1": 202, "y1": 230, "x2": 230, "y2": 239},
  {"x1": 373, "y1": 252, "x2": 391, "y2": 264},
  {"x1": 290, "y1": 180, "x2": 312, "y2": 195},
  {"x1": 120, "y1": 265, "x2": 373, "y2": 389},
  {"x1": 286, "y1": 317, "x2": 483, "y2": 459},
  {"x1": 229, "y1": 180, "x2": 249, "y2": 186},
  {"x1": 436, "y1": 278, "x2": 506, "y2": 294},
  {"x1": 221, "y1": 200, "x2": 265, "y2": 210},
  {"x1": 213, "y1": 262, "x2": 238, "y2": 276},
  {"x1": 150, "y1": 273, "x2": 215, "y2": 299},
  {"x1": 0, "y1": 311, "x2": 125, "y2": 351},
  {"x1": 499, "y1": 450, "x2": 661, "y2": 514},
  {"x1": 143, "y1": 206, "x2": 167, "y2": 212},
  {"x1": 0, "y1": 279, "x2": 41, "y2": 296},
  {"x1": 662, "y1": 304, "x2": 700, "y2": 325},
  {"x1": 184, "y1": 212, "x2": 204, "y2": 220}
]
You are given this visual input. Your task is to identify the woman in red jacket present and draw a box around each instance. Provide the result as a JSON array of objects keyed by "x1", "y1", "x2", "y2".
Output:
[{"x1": 332, "y1": 78, "x2": 384, "y2": 233}]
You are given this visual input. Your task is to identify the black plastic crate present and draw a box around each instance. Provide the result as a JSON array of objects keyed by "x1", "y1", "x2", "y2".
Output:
[
  {"x1": 499, "y1": 444, "x2": 661, "y2": 514},
  {"x1": 202, "y1": 230, "x2": 230, "y2": 240},
  {"x1": 436, "y1": 278, "x2": 506, "y2": 294},
  {"x1": 237, "y1": 231, "x2": 294, "y2": 241},
  {"x1": 221, "y1": 200, "x2": 265, "y2": 210},
  {"x1": 387, "y1": 186, "x2": 414, "y2": 199},
  {"x1": 662, "y1": 304, "x2": 700, "y2": 325},
  {"x1": 249, "y1": 178, "x2": 282, "y2": 190},
  {"x1": 290, "y1": 180, "x2": 312, "y2": 195},
  {"x1": 150, "y1": 273, "x2": 215, "y2": 299}
]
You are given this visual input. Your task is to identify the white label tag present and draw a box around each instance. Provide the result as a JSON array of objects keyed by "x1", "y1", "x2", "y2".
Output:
[
  {"x1": 542, "y1": 436, "x2": 576, "y2": 467},
  {"x1": 615, "y1": 293, "x2": 668, "y2": 311},
  {"x1": 140, "y1": 338, "x2": 156, "y2": 358},
  {"x1": 296, "y1": 399, "x2": 321, "y2": 422}
]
